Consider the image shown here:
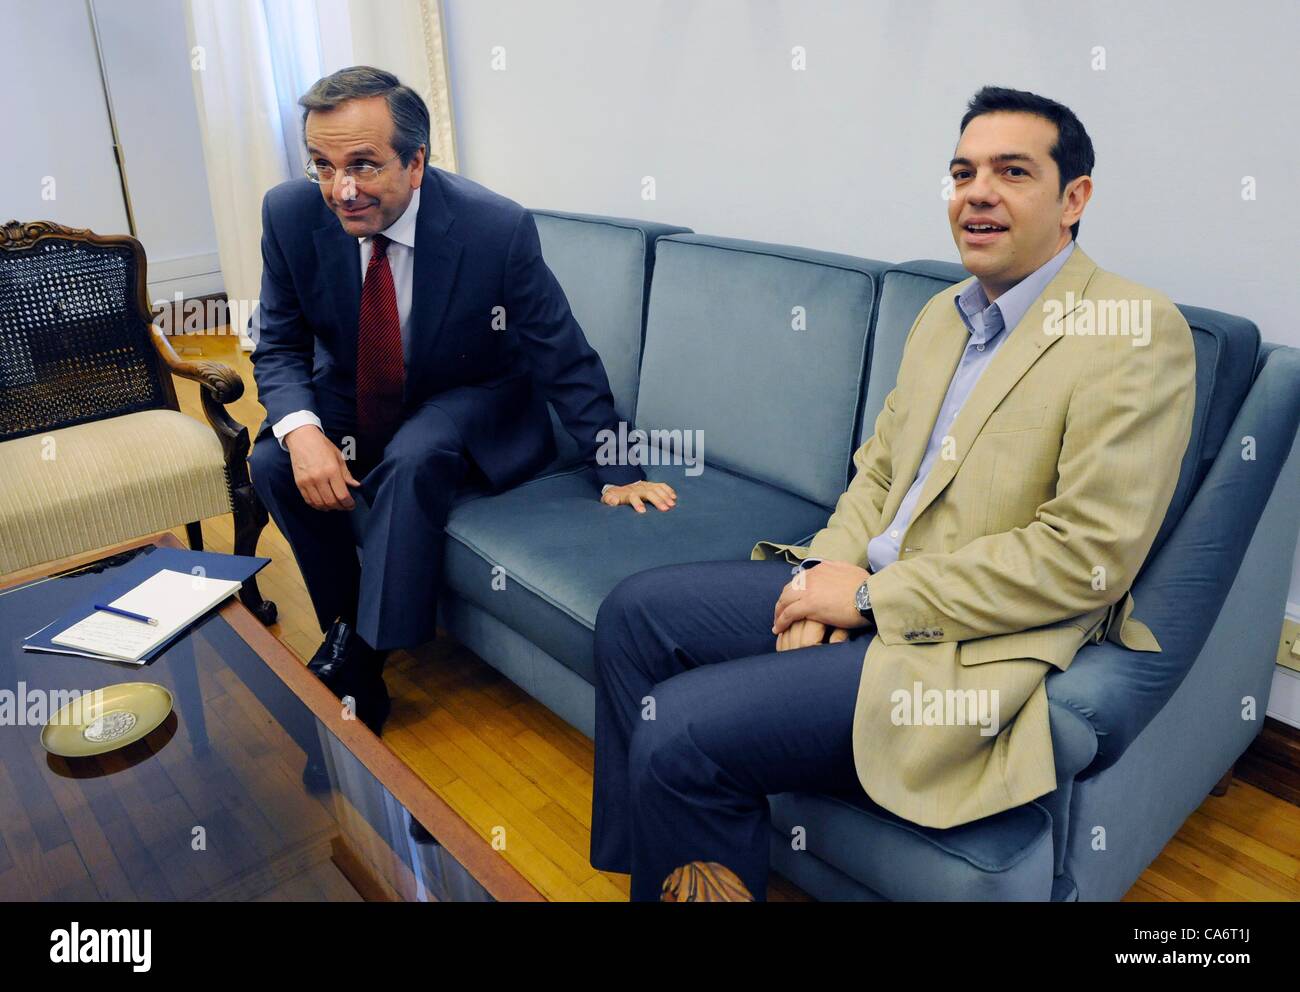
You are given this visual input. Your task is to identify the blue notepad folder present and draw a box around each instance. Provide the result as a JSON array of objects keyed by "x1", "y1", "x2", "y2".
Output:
[{"x1": 23, "y1": 547, "x2": 270, "y2": 663}]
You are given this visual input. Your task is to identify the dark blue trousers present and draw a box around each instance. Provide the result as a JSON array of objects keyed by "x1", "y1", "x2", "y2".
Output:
[
  {"x1": 249, "y1": 390, "x2": 472, "y2": 652},
  {"x1": 590, "y1": 560, "x2": 870, "y2": 901}
]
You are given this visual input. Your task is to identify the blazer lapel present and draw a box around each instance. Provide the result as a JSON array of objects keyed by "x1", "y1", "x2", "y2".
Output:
[
  {"x1": 406, "y1": 169, "x2": 464, "y2": 399},
  {"x1": 906, "y1": 247, "x2": 1099, "y2": 525},
  {"x1": 313, "y1": 220, "x2": 362, "y2": 376},
  {"x1": 881, "y1": 312, "x2": 969, "y2": 526}
]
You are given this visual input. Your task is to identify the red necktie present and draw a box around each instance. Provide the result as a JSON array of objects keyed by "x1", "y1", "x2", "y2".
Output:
[{"x1": 355, "y1": 233, "x2": 405, "y2": 455}]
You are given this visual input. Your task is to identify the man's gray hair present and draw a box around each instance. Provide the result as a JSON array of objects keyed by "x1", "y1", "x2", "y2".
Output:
[{"x1": 299, "y1": 66, "x2": 430, "y2": 166}]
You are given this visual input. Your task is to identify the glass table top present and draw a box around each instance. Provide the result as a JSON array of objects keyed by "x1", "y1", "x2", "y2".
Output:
[{"x1": 0, "y1": 543, "x2": 538, "y2": 902}]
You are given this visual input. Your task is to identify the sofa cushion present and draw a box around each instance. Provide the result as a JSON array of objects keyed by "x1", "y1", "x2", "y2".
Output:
[
  {"x1": 442, "y1": 462, "x2": 830, "y2": 683},
  {"x1": 532, "y1": 210, "x2": 691, "y2": 470},
  {"x1": 769, "y1": 791, "x2": 1055, "y2": 901},
  {"x1": 0, "y1": 408, "x2": 231, "y2": 574},
  {"x1": 635, "y1": 235, "x2": 889, "y2": 509}
]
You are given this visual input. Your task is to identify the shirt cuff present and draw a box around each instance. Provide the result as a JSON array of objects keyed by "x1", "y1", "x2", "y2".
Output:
[{"x1": 271, "y1": 410, "x2": 323, "y2": 449}]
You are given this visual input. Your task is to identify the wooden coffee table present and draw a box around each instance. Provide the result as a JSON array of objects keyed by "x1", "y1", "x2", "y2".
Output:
[{"x1": 0, "y1": 532, "x2": 541, "y2": 901}]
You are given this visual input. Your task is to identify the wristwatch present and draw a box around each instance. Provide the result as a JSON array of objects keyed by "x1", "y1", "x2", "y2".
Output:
[{"x1": 854, "y1": 578, "x2": 874, "y2": 623}]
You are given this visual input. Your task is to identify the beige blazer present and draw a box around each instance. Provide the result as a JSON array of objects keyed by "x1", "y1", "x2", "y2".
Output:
[{"x1": 753, "y1": 247, "x2": 1196, "y2": 828}]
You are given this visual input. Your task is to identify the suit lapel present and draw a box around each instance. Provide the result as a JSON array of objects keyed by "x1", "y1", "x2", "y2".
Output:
[
  {"x1": 313, "y1": 221, "x2": 361, "y2": 376},
  {"x1": 406, "y1": 168, "x2": 464, "y2": 398},
  {"x1": 880, "y1": 313, "x2": 968, "y2": 526},
  {"x1": 904, "y1": 248, "x2": 1099, "y2": 525}
]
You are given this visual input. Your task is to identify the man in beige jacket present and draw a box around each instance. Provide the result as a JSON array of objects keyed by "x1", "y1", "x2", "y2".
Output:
[{"x1": 589, "y1": 86, "x2": 1196, "y2": 901}]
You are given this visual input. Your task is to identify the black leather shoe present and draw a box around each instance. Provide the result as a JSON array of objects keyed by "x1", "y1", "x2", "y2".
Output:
[
  {"x1": 307, "y1": 619, "x2": 359, "y2": 691},
  {"x1": 309, "y1": 620, "x2": 391, "y2": 733}
]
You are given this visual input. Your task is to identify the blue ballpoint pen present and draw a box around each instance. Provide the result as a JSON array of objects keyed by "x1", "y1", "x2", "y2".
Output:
[{"x1": 93, "y1": 604, "x2": 159, "y2": 626}]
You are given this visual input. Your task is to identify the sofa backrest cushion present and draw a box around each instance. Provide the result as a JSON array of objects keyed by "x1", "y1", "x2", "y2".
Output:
[
  {"x1": 635, "y1": 235, "x2": 889, "y2": 509},
  {"x1": 1151, "y1": 305, "x2": 1259, "y2": 556},
  {"x1": 532, "y1": 210, "x2": 690, "y2": 423}
]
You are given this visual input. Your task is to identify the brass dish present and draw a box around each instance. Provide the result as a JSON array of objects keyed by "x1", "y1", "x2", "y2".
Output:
[{"x1": 40, "y1": 682, "x2": 174, "y2": 757}]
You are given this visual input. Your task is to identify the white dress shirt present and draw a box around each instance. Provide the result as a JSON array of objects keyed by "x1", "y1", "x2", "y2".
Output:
[{"x1": 271, "y1": 187, "x2": 422, "y2": 446}]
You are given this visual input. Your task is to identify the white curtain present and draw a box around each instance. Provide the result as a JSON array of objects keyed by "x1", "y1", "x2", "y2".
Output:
[{"x1": 186, "y1": 0, "x2": 457, "y2": 350}]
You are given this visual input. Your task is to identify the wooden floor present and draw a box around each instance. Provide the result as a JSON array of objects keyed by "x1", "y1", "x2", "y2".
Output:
[{"x1": 168, "y1": 333, "x2": 1300, "y2": 902}]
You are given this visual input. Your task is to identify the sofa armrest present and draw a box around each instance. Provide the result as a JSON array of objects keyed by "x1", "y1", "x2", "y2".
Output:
[
  {"x1": 1046, "y1": 639, "x2": 1149, "y2": 774},
  {"x1": 1047, "y1": 346, "x2": 1300, "y2": 776}
]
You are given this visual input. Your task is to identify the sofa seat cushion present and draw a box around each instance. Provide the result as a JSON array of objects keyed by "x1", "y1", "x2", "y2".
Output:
[
  {"x1": 768, "y1": 789, "x2": 1055, "y2": 901},
  {"x1": 0, "y1": 409, "x2": 231, "y2": 574},
  {"x1": 442, "y1": 463, "x2": 830, "y2": 683}
]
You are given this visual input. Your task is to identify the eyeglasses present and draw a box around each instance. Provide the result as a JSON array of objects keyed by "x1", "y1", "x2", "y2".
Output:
[{"x1": 305, "y1": 152, "x2": 402, "y2": 185}]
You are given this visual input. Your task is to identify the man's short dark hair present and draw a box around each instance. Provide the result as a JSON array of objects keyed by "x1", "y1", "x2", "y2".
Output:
[
  {"x1": 959, "y1": 86, "x2": 1095, "y2": 240},
  {"x1": 299, "y1": 66, "x2": 430, "y2": 167}
]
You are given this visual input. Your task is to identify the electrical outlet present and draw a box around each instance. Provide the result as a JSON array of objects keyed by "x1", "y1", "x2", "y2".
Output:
[{"x1": 1279, "y1": 618, "x2": 1300, "y2": 673}]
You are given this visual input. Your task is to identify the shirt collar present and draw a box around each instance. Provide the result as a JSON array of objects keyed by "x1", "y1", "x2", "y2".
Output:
[
  {"x1": 360, "y1": 186, "x2": 420, "y2": 250},
  {"x1": 954, "y1": 239, "x2": 1075, "y2": 345}
]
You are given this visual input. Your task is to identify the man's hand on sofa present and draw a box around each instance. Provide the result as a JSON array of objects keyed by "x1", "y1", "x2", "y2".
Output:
[
  {"x1": 285, "y1": 424, "x2": 360, "y2": 511},
  {"x1": 600, "y1": 480, "x2": 678, "y2": 513},
  {"x1": 772, "y1": 559, "x2": 872, "y2": 635},
  {"x1": 775, "y1": 619, "x2": 851, "y2": 652}
]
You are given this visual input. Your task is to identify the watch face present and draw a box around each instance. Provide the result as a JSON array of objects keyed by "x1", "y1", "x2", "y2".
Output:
[{"x1": 855, "y1": 581, "x2": 871, "y2": 615}]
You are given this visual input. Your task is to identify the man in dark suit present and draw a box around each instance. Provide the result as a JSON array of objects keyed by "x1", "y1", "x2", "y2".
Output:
[{"x1": 249, "y1": 66, "x2": 675, "y2": 734}]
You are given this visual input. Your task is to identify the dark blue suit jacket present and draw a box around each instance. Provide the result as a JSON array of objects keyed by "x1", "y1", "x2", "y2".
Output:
[{"x1": 249, "y1": 166, "x2": 642, "y2": 490}]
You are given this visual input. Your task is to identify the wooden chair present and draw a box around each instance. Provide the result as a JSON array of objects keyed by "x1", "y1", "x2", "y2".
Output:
[{"x1": 0, "y1": 219, "x2": 275, "y2": 623}]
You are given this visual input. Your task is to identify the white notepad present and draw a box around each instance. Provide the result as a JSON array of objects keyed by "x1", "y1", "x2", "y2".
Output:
[{"x1": 46, "y1": 568, "x2": 243, "y2": 663}]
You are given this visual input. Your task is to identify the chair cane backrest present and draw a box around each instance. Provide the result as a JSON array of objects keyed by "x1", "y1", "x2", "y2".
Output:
[{"x1": 0, "y1": 220, "x2": 175, "y2": 441}]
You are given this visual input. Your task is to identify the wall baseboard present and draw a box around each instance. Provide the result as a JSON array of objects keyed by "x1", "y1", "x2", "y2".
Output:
[{"x1": 145, "y1": 251, "x2": 224, "y2": 303}]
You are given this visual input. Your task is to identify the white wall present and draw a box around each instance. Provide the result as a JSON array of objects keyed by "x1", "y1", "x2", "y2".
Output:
[
  {"x1": 91, "y1": 0, "x2": 223, "y2": 301},
  {"x1": 2, "y1": 0, "x2": 131, "y2": 236},
  {"x1": 442, "y1": 0, "x2": 1300, "y2": 677},
  {"x1": 1, "y1": 0, "x2": 222, "y2": 302},
  {"x1": 444, "y1": 0, "x2": 1297, "y2": 344}
]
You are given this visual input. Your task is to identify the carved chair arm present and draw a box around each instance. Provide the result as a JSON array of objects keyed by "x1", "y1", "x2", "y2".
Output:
[
  {"x1": 150, "y1": 325, "x2": 244, "y2": 404},
  {"x1": 149, "y1": 325, "x2": 257, "y2": 502}
]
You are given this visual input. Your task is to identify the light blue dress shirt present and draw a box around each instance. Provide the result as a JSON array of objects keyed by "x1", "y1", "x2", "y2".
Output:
[{"x1": 865, "y1": 241, "x2": 1076, "y2": 573}]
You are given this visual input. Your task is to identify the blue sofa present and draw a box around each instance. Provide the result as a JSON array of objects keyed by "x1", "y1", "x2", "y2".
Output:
[{"x1": 424, "y1": 210, "x2": 1300, "y2": 901}]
